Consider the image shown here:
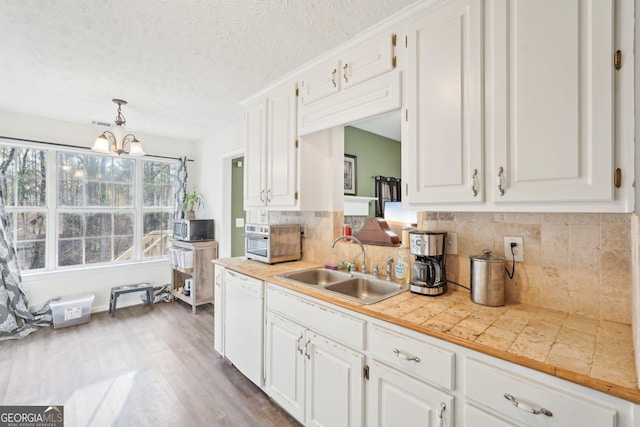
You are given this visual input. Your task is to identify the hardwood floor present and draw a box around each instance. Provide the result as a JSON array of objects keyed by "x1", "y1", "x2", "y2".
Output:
[{"x1": 0, "y1": 301, "x2": 301, "y2": 427}]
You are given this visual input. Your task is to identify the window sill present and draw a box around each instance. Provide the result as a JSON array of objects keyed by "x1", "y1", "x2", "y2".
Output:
[{"x1": 21, "y1": 258, "x2": 169, "y2": 282}]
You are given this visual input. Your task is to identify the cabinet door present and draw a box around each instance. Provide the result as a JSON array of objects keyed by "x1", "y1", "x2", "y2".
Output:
[
  {"x1": 488, "y1": 0, "x2": 614, "y2": 202},
  {"x1": 368, "y1": 360, "x2": 454, "y2": 427},
  {"x1": 464, "y1": 404, "x2": 517, "y2": 427},
  {"x1": 405, "y1": 0, "x2": 483, "y2": 205},
  {"x1": 264, "y1": 311, "x2": 306, "y2": 424},
  {"x1": 306, "y1": 331, "x2": 365, "y2": 427},
  {"x1": 266, "y1": 82, "x2": 298, "y2": 208},
  {"x1": 342, "y1": 32, "x2": 396, "y2": 89},
  {"x1": 299, "y1": 58, "x2": 342, "y2": 106},
  {"x1": 213, "y1": 265, "x2": 225, "y2": 355},
  {"x1": 244, "y1": 98, "x2": 268, "y2": 208}
]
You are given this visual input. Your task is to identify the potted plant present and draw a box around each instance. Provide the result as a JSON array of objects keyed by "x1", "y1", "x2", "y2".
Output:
[{"x1": 183, "y1": 191, "x2": 204, "y2": 220}]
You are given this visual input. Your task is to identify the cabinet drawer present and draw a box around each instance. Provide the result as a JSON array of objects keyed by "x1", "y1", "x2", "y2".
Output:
[
  {"x1": 465, "y1": 358, "x2": 616, "y2": 427},
  {"x1": 266, "y1": 285, "x2": 365, "y2": 350},
  {"x1": 369, "y1": 324, "x2": 454, "y2": 390}
]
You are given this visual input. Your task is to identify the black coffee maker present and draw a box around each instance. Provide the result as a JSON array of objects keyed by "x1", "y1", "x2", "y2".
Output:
[{"x1": 409, "y1": 231, "x2": 447, "y2": 296}]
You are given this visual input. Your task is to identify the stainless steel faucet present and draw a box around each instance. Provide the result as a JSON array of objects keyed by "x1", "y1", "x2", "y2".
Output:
[{"x1": 331, "y1": 235, "x2": 367, "y2": 274}]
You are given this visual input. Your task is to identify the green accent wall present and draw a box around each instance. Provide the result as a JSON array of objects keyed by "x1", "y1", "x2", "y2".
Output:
[
  {"x1": 344, "y1": 126, "x2": 401, "y2": 198},
  {"x1": 231, "y1": 157, "x2": 245, "y2": 257}
]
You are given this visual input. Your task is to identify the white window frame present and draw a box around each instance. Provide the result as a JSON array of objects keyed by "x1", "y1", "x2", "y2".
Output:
[{"x1": 0, "y1": 138, "x2": 180, "y2": 273}]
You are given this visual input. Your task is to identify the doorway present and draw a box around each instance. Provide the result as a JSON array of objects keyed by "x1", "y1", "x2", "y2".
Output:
[{"x1": 231, "y1": 156, "x2": 245, "y2": 257}]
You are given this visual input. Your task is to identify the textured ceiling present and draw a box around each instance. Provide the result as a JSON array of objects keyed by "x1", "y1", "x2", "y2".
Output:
[{"x1": 0, "y1": 0, "x2": 418, "y2": 142}]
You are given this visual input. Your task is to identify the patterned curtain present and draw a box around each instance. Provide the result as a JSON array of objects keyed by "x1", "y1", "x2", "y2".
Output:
[
  {"x1": 0, "y1": 185, "x2": 51, "y2": 340},
  {"x1": 175, "y1": 156, "x2": 188, "y2": 219},
  {"x1": 374, "y1": 176, "x2": 401, "y2": 217}
]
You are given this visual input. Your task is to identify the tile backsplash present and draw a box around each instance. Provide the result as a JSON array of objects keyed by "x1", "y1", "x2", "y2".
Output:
[{"x1": 250, "y1": 210, "x2": 632, "y2": 325}]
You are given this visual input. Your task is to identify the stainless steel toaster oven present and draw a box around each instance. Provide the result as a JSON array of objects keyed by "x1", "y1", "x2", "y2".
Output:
[{"x1": 244, "y1": 223, "x2": 301, "y2": 264}]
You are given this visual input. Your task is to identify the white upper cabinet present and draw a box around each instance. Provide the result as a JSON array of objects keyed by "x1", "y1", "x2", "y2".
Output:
[
  {"x1": 299, "y1": 32, "x2": 396, "y2": 107},
  {"x1": 404, "y1": 0, "x2": 484, "y2": 206},
  {"x1": 244, "y1": 98, "x2": 268, "y2": 208},
  {"x1": 341, "y1": 32, "x2": 396, "y2": 90},
  {"x1": 298, "y1": 58, "x2": 342, "y2": 107},
  {"x1": 266, "y1": 83, "x2": 298, "y2": 207},
  {"x1": 298, "y1": 32, "x2": 402, "y2": 136},
  {"x1": 244, "y1": 82, "x2": 298, "y2": 209},
  {"x1": 404, "y1": 0, "x2": 632, "y2": 211},
  {"x1": 487, "y1": 0, "x2": 615, "y2": 204}
]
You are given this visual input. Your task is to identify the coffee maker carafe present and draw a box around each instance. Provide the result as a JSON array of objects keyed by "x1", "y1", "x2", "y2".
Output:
[{"x1": 409, "y1": 231, "x2": 447, "y2": 296}]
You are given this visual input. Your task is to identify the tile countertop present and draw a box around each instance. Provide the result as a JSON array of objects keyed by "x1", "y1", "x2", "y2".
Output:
[{"x1": 214, "y1": 257, "x2": 640, "y2": 404}]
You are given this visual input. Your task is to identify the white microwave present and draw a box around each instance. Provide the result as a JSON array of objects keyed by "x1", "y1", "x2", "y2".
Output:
[{"x1": 245, "y1": 223, "x2": 301, "y2": 264}]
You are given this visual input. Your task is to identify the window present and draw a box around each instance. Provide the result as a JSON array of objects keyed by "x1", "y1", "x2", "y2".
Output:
[
  {"x1": 0, "y1": 146, "x2": 47, "y2": 269},
  {"x1": 57, "y1": 153, "x2": 136, "y2": 267},
  {"x1": 0, "y1": 141, "x2": 179, "y2": 271},
  {"x1": 143, "y1": 161, "x2": 178, "y2": 258}
]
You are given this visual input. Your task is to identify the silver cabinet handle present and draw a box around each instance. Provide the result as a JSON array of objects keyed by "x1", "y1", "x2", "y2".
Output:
[
  {"x1": 304, "y1": 339, "x2": 311, "y2": 359},
  {"x1": 393, "y1": 348, "x2": 421, "y2": 363},
  {"x1": 266, "y1": 188, "x2": 271, "y2": 203},
  {"x1": 296, "y1": 335, "x2": 303, "y2": 355},
  {"x1": 497, "y1": 166, "x2": 505, "y2": 196},
  {"x1": 470, "y1": 168, "x2": 478, "y2": 197},
  {"x1": 504, "y1": 393, "x2": 553, "y2": 417},
  {"x1": 259, "y1": 189, "x2": 265, "y2": 203},
  {"x1": 343, "y1": 63, "x2": 349, "y2": 83},
  {"x1": 438, "y1": 402, "x2": 446, "y2": 427},
  {"x1": 330, "y1": 68, "x2": 337, "y2": 87}
]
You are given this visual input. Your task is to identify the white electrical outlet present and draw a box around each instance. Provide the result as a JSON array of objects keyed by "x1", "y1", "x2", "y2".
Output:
[
  {"x1": 447, "y1": 232, "x2": 457, "y2": 255},
  {"x1": 504, "y1": 236, "x2": 524, "y2": 262}
]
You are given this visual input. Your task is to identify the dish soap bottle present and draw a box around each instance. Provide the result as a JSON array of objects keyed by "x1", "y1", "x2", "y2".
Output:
[{"x1": 395, "y1": 231, "x2": 411, "y2": 284}]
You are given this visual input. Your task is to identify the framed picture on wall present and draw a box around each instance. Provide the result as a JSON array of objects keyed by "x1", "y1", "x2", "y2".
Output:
[{"x1": 344, "y1": 154, "x2": 357, "y2": 195}]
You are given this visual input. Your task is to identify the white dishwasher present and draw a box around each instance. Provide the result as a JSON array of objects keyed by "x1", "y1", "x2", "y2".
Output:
[{"x1": 223, "y1": 270, "x2": 264, "y2": 387}]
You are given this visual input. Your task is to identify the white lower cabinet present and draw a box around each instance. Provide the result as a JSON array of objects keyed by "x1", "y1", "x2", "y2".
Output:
[
  {"x1": 256, "y1": 283, "x2": 636, "y2": 426},
  {"x1": 265, "y1": 287, "x2": 365, "y2": 426},
  {"x1": 368, "y1": 359, "x2": 454, "y2": 427},
  {"x1": 265, "y1": 311, "x2": 306, "y2": 422},
  {"x1": 305, "y1": 330, "x2": 365, "y2": 427},
  {"x1": 464, "y1": 358, "x2": 617, "y2": 427}
]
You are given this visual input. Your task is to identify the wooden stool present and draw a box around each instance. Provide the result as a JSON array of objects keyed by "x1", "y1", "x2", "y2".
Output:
[{"x1": 109, "y1": 283, "x2": 154, "y2": 317}]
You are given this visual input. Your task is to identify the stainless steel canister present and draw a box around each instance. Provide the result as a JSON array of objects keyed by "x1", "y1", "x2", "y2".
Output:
[{"x1": 469, "y1": 249, "x2": 505, "y2": 307}]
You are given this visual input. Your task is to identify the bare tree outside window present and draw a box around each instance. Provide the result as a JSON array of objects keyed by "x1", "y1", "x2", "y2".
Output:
[
  {"x1": 0, "y1": 146, "x2": 47, "y2": 270},
  {"x1": 0, "y1": 142, "x2": 179, "y2": 271},
  {"x1": 57, "y1": 152, "x2": 135, "y2": 267},
  {"x1": 143, "y1": 161, "x2": 178, "y2": 258}
]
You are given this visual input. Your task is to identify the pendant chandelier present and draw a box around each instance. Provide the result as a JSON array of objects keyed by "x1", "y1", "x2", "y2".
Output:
[{"x1": 92, "y1": 99, "x2": 145, "y2": 156}]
